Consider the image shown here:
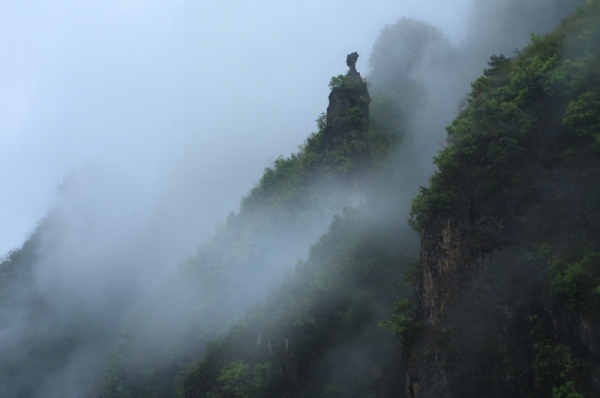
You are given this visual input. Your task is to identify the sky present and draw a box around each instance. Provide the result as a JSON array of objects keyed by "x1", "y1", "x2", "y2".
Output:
[{"x1": 0, "y1": 0, "x2": 473, "y2": 257}]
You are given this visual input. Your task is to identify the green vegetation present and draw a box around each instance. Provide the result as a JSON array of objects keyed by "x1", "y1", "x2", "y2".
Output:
[
  {"x1": 410, "y1": 2, "x2": 600, "y2": 230},
  {"x1": 208, "y1": 360, "x2": 274, "y2": 398},
  {"x1": 553, "y1": 381, "x2": 584, "y2": 398},
  {"x1": 378, "y1": 297, "x2": 417, "y2": 346},
  {"x1": 328, "y1": 74, "x2": 360, "y2": 90},
  {"x1": 378, "y1": 258, "x2": 420, "y2": 348},
  {"x1": 405, "y1": 2, "x2": 600, "y2": 396},
  {"x1": 549, "y1": 249, "x2": 600, "y2": 311}
]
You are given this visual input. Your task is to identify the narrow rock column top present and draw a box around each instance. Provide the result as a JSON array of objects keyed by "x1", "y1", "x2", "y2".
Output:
[{"x1": 346, "y1": 52, "x2": 361, "y2": 79}]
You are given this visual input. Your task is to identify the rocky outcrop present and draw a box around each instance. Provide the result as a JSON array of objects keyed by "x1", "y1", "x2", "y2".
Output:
[{"x1": 322, "y1": 52, "x2": 371, "y2": 175}]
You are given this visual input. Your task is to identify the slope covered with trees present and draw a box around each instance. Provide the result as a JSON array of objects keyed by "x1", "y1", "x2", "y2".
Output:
[{"x1": 405, "y1": 2, "x2": 600, "y2": 396}]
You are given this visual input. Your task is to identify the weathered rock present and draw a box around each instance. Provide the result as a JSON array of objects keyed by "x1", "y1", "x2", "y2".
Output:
[{"x1": 322, "y1": 53, "x2": 371, "y2": 185}]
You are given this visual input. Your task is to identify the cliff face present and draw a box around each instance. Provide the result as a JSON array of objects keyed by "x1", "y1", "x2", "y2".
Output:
[{"x1": 406, "y1": 5, "x2": 600, "y2": 397}]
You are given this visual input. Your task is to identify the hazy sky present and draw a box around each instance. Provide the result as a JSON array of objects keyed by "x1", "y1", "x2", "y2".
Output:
[{"x1": 0, "y1": 0, "x2": 473, "y2": 256}]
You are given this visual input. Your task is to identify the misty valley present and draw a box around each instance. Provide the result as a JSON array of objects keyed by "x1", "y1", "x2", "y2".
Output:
[{"x1": 2, "y1": 0, "x2": 600, "y2": 397}]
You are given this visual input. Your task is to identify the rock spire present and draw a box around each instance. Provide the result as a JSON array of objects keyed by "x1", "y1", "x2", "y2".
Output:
[{"x1": 322, "y1": 53, "x2": 371, "y2": 173}]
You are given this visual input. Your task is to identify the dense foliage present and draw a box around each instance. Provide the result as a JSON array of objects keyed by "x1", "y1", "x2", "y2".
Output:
[
  {"x1": 410, "y1": 2, "x2": 600, "y2": 230},
  {"x1": 405, "y1": 2, "x2": 600, "y2": 396}
]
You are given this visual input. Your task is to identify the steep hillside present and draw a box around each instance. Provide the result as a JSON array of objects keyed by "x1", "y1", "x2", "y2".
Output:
[
  {"x1": 101, "y1": 55, "x2": 403, "y2": 398},
  {"x1": 405, "y1": 3, "x2": 600, "y2": 397}
]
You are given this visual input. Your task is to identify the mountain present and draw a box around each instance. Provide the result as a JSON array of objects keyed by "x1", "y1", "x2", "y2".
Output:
[
  {"x1": 100, "y1": 53, "x2": 403, "y2": 398},
  {"x1": 405, "y1": 2, "x2": 600, "y2": 396},
  {"x1": 1, "y1": 1, "x2": 594, "y2": 397},
  {"x1": 176, "y1": 59, "x2": 414, "y2": 397}
]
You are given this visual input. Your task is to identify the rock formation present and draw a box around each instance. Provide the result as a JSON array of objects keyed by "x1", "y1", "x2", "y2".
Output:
[{"x1": 322, "y1": 53, "x2": 371, "y2": 180}]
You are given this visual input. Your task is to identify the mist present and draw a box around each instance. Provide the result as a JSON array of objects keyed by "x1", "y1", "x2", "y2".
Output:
[
  {"x1": 0, "y1": 0, "x2": 473, "y2": 256},
  {"x1": 0, "y1": 0, "x2": 583, "y2": 396}
]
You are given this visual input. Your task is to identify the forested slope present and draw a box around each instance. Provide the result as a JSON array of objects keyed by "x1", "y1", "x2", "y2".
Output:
[{"x1": 405, "y1": 3, "x2": 600, "y2": 396}]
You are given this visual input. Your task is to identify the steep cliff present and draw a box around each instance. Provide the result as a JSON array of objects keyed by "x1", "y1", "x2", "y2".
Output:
[{"x1": 406, "y1": 4, "x2": 600, "y2": 397}]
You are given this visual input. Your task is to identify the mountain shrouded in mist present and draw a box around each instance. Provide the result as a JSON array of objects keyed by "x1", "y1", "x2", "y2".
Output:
[
  {"x1": 405, "y1": 3, "x2": 600, "y2": 396},
  {"x1": 1, "y1": 0, "x2": 599, "y2": 397}
]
